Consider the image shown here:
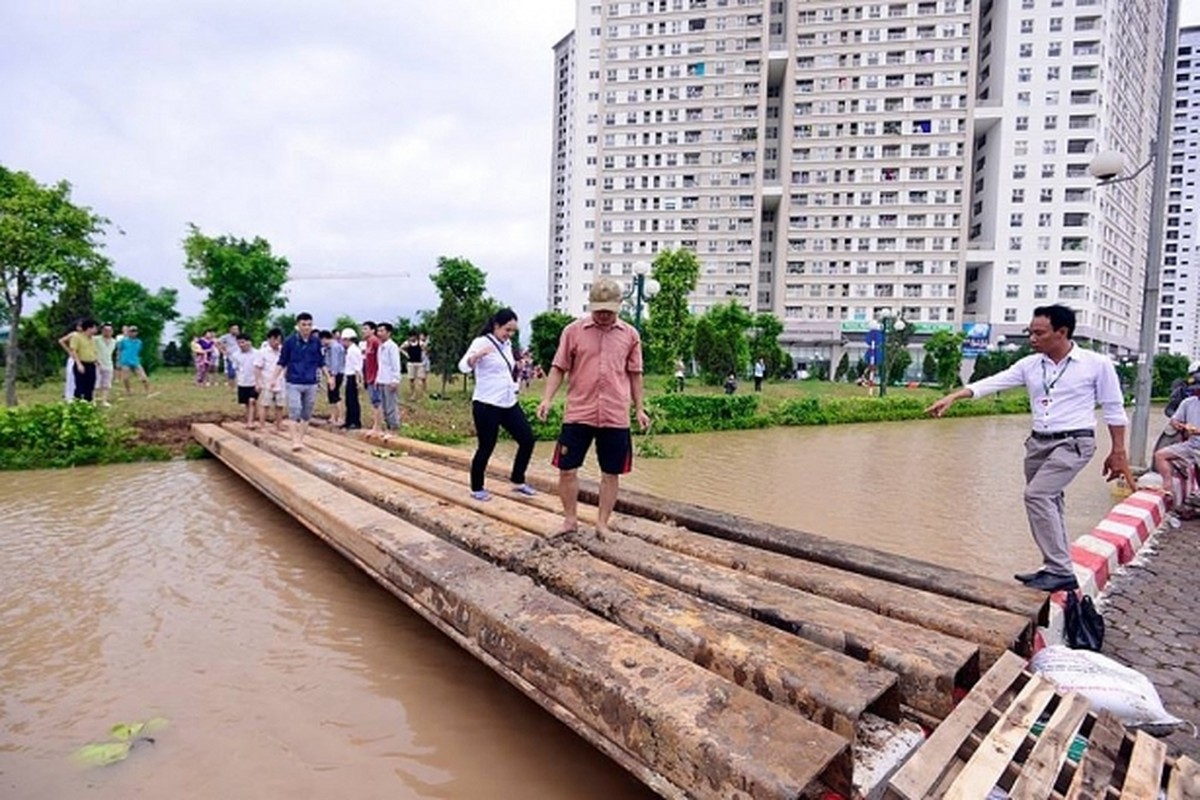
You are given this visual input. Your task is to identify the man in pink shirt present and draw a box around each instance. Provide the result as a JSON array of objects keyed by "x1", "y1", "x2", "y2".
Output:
[{"x1": 537, "y1": 278, "x2": 650, "y2": 534}]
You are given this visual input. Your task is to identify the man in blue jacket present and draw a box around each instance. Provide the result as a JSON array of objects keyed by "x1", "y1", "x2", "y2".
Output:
[{"x1": 272, "y1": 312, "x2": 330, "y2": 451}]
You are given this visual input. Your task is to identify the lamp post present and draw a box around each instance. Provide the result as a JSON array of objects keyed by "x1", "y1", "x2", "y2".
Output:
[
  {"x1": 626, "y1": 262, "x2": 661, "y2": 332},
  {"x1": 868, "y1": 310, "x2": 906, "y2": 397},
  {"x1": 1084, "y1": 0, "x2": 1178, "y2": 469}
]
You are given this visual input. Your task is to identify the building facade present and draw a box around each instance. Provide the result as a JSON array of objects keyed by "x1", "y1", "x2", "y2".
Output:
[
  {"x1": 1159, "y1": 25, "x2": 1200, "y2": 359},
  {"x1": 550, "y1": 0, "x2": 1168, "y2": 362}
]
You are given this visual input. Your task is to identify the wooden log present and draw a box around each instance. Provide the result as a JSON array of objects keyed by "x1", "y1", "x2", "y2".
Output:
[
  {"x1": 227, "y1": 423, "x2": 902, "y2": 738},
  {"x1": 1167, "y1": 755, "x2": 1199, "y2": 800},
  {"x1": 1007, "y1": 691, "x2": 1091, "y2": 799},
  {"x1": 1118, "y1": 731, "x2": 1166, "y2": 800},
  {"x1": 570, "y1": 527, "x2": 981, "y2": 718},
  {"x1": 353, "y1": 430, "x2": 1047, "y2": 619},
  {"x1": 1064, "y1": 710, "x2": 1127, "y2": 800},
  {"x1": 193, "y1": 423, "x2": 853, "y2": 799},
  {"x1": 610, "y1": 514, "x2": 1036, "y2": 668}
]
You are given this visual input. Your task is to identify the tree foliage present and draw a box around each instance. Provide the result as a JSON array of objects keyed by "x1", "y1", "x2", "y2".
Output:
[
  {"x1": 748, "y1": 312, "x2": 788, "y2": 378},
  {"x1": 426, "y1": 256, "x2": 489, "y2": 392},
  {"x1": 529, "y1": 311, "x2": 575, "y2": 372},
  {"x1": 923, "y1": 329, "x2": 966, "y2": 390},
  {"x1": 94, "y1": 277, "x2": 179, "y2": 373},
  {"x1": 183, "y1": 223, "x2": 289, "y2": 344},
  {"x1": 692, "y1": 301, "x2": 752, "y2": 381},
  {"x1": 0, "y1": 166, "x2": 112, "y2": 405},
  {"x1": 1152, "y1": 352, "x2": 1192, "y2": 398},
  {"x1": 644, "y1": 249, "x2": 700, "y2": 372}
]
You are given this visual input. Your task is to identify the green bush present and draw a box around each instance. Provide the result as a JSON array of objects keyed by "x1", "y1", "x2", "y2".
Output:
[
  {"x1": 645, "y1": 393, "x2": 765, "y2": 434},
  {"x1": 0, "y1": 402, "x2": 169, "y2": 470},
  {"x1": 771, "y1": 392, "x2": 1030, "y2": 427}
]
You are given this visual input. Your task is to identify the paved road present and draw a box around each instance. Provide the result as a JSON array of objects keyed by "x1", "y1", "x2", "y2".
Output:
[{"x1": 1100, "y1": 514, "x2": 1200, "y2": 760}]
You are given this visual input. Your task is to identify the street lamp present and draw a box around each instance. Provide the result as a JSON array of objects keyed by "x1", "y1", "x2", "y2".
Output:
[
  {"x1": 626, "y1": 262, "x2": 661, "y2": 332},
  {"x1": 867, "y1": 310, "x2": 906, "y2": 397},
  {"x1": 1084, "y1": 0, "x2": 1178, "y2": 469}
]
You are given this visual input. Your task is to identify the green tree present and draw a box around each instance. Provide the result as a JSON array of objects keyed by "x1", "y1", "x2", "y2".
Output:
[
  {"x1": 834, "y1": 351, "x2": 850, "y2": 382},
  {"x1": 923, "y1": 329, "x2": 966, "y2": 390},
  {"x1": 884, "y1": 323, "x2": 914, "y2": 386},
  {"x1": 427, "y1": 256, "x2": 488, "y2": 393},
  {"x1": 748, "y1": 312, "x2": 787, "y2": 377},
  {"x1": 644, "y1": 249, "x2": 700, "y2": 373},
  {"x1": 1152, "y1": 353, "x2": 1191, "y2": 398},
  {"x1": 969, "y1": 345, "x2": 1030, "y2": 382},
  {"x1": 0, "y1": 167, "x2": 112, "y2": 405},
  {"x1": 692, "y1": 301, "x2": 752, "y2": 381},
  {"x1": 529, "y1": 311, "x2": 574, "y2": 372},
  {"x1": 269, "y1": 311, "x2": 296, "y2": 336},
  {"x1": 94, "y1": 276, "x2": 179, "y2": 373},
  {"x1": 333, "y1": 314, "x2": 358, "y2": 336},
  {"x1": 183, "y1": 223, "x2": 289, "y2": 344}
]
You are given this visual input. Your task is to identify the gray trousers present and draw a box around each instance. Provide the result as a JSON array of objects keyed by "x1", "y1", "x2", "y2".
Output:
[
  {"x1": 1023, "y1": 435, "x2": 1096, "y2": 576},
  {"x1": 381, "y1": 384, "x2": 400, "y2": 429}
]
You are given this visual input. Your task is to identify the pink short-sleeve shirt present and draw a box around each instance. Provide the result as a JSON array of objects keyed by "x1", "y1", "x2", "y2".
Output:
[{"x1": 552, "y1": 317, "x2": 644, "y2": 428}]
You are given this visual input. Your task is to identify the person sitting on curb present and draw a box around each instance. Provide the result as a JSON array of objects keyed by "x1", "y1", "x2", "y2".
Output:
[{"x1": 1153, "y1": 383, "x2": 1200, "y2": 506}]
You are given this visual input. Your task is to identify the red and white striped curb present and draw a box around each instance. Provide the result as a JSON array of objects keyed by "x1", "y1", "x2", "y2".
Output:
[{"x1": 1033, "y1": 490, "x2": 1167, "y2": 651}]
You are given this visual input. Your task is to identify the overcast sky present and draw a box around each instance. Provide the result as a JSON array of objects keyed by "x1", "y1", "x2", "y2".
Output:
[
  {"x1": 3, "y1": 2, "x2": 1198, "y2": 333},
  {"x1": 0, "y1": 0, "x2": 576, "y2": 331}
]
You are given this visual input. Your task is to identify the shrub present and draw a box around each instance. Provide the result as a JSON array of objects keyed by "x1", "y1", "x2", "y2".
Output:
[{"x1": 0, "y1": 402, "x2": 169, "y2": 470}]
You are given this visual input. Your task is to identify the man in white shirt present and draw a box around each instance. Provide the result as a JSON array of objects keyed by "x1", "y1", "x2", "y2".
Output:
[
  {"x1": 254, "y1": 328, "x2": 286, "y2": 432},
  {"x1": 375, "y1": 322, "x2": 402, "y2": 430},
  {"x1": 1153, "y1": 384, "x2": 1200, "y2": 499},
  {"x1": 925, "y1": 305, "x2": 1129, "y2": 592}
]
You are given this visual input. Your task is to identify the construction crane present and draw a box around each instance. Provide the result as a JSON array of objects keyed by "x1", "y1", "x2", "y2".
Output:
[{"x1": 289, "y1": 271, "x2": 411, "y2": 281}]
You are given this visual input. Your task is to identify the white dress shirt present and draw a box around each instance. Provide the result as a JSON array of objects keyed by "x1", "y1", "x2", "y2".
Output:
[
  {"x1": 343, "y1": 342, "x2": 363, "y2": 377},
  {"x1": 459, "y1": 335, "x2": 519, "y2": 408},
  {"x1": 376, "y1": 339, "x2": 401, "y2": 385},
  {"x1": 966, "y1": 343, "x2": 1128, "y2": 432}
]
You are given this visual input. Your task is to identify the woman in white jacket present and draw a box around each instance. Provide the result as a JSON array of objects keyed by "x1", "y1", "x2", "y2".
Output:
[{"x1": 458, "y1": 309, "x2": 537, "y2": 501}]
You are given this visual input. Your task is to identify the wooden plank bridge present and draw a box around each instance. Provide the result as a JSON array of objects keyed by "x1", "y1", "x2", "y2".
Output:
[{"x1": 191, "y1": 422, "x2": 1192, "y2": 799}]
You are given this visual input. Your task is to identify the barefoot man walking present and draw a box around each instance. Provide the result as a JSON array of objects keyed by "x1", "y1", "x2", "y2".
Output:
[{"x1": 536, "y1": 278, "x2": 650, "y2": 535}]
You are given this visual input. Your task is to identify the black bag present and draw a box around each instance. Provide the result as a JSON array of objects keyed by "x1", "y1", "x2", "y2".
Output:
[{"x1": 1064, "y1": 591, "x2": 1105, "y2": 651}]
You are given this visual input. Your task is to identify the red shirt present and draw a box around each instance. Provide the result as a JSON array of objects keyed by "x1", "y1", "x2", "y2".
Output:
[
  {"x1": 363, "y1": 334, "x2": 380, "y2": 384},
  {"x1": 552, "y1": 316, "x2": 643, "y2": 428}
]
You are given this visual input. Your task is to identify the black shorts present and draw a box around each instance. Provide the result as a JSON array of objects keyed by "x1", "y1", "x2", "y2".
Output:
[
  {"x1": 237, "y1": 386, "x2": 259, "y2": 405},
  {"x1": 552, "y1": 423, "x2": 633, "y2": 475},
  {"x1": 327, "y1": 374, "x2": 344, "y2": 404}
]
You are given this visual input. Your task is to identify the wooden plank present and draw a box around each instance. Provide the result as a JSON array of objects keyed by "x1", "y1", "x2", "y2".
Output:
[
  {"x1": 1064, "y1": 711, "x2": 1126, "y2": 800},
  {"x1": 353, "y1": 430, "x2": 1048, "y2": 618},
  {"x1": 1119, "y1": 731, "x2": 1167, "y2": 800},
  {"x1": 887, "y1": 652, "x2": 1028, "y2": 800},
  {"x1": 1008, "y1": 691, "x2": 1092, "y2": 799},
  {"x1": 1167, "y1": 755, "x2": 1200, "y2": 800},
  {"x1": 942, "y1": 675, "x2": 1058, "y2": 800},
  {"x1": 573, "y1": 527, "x2": 980, "y2": 718},
  {"x1": 194, "y1": 423, "x2": 854, "y2": 799},
  {"x1": 229, "y1": 423, "x2": 903, "y2": 738}
]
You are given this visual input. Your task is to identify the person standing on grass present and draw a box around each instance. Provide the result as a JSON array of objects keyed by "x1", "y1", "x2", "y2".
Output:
[
  {"x1": 62, "y1": 320, "x2": 82, "y2": 401},
  {"x1": 60, "y1": 318, "x2": 99, "y2": 402},
  {"x1": 117, "y1": 325, "x2": 151, "y2": 396},
  {"x1": 94, "y1": 323, "x2": 117, "y2": 406},
  {"x1": 361, "y1": 321, "x2": 384, "y2": 434},
  {"x1": 753, "y1": 358, "x2": 766, "y2": 392},
  {"x1": 272, "y1": 313, "x2": 329, "y2": 451},
  {"x1": 403, "y1": 332, "x2": 424, "y2": 401},
  {"x1": 218, "y1": 324, "x2": 241, "y2": 389},
  {"x1": 375, "y1": 322, "x2": 402, "y2": 431},
  {"x1": 231, "y1": 333, "x2": 260, "y2": 428},
  {"x1": 341, "y1": 327, "x2": 363, "y2": 430},
  {"x1": 321, "y1": 329, "x2": 346, "y2": 427},
  {"x1": 925, "y1": 304, "x2": 1129, "y2": 593},
  {"x1": 255, "y1": 328, "x2": 286, "y2": 432},
  {"x1": 459, "y1": 308, "x2": 537, "y2": 502},
  {"x1": 536, "y1": 278, "x2": 650, "y2": 535}
]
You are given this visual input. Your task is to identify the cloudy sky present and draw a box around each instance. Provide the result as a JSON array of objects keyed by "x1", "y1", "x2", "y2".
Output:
[
  {"x1": 3, "y1": 2, "x2": 1199, "y2": 332},
  {"x1": 1, "y1": 0, "x2": 576, "y2": 330}
]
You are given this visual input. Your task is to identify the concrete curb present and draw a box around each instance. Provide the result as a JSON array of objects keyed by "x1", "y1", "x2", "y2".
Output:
[{"x1": 1033, "y1": 491, "x2": 1167, "y2": 651}]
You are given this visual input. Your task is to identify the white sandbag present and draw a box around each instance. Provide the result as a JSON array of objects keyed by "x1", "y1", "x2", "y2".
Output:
[{"x1": 1030, "y1": 646, "x2": 1185, "y2": 728}]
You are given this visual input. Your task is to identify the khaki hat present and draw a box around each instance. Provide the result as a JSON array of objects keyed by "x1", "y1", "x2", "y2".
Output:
[
  {"x1": 340, "y1": 327, "x2": 358, "y2": 340},
  {"x1": 588, "y1": 278, "x2": 623, "y2": 312}
]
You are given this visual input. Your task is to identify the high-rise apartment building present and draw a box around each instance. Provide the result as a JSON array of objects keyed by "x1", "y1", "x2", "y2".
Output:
[
  {"x1": 1159, "y1": 25, "x2": 1200, "y2": 359},
  {"x1": 550, "y1": 0, "x2": 1167, "y2": 361}
]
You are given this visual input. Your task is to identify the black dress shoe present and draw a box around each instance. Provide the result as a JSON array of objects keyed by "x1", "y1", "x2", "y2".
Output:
[
  {"x1": 1014, "y1": 570, "x2": 1043, "y2": 583},
  {"x1": 1023, "y1": 572, "x2": 1079, "y2": 592}
]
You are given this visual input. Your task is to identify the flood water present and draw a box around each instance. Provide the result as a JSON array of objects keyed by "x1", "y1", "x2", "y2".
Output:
[{"x1": 1, "y1": 414, "x2": 1127, "y2": 799}]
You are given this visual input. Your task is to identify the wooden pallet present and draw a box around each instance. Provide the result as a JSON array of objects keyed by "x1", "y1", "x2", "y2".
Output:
[{"x1": 886, "y1": 651, "x2": 1200, "y2": 799}]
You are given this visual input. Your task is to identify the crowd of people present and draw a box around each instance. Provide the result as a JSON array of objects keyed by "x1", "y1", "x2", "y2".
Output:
[{"x1": 58, "y1": 320, "x2": 152, "y2": 405}]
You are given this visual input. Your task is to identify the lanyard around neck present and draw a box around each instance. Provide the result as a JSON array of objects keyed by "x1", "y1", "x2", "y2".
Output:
[{"x1": 1040, "y1": 357, "x2": 1071, "y2": 396}]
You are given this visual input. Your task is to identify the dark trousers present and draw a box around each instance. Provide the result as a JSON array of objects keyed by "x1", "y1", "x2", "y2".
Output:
[
  {"x1": 754, "y1": 376, "x2": 763, "y2": 391},
  {"x1": 74, "y1": 362, "x2": 97, "y2": 402},
  {"x1": 471, "y1": 400, "x2": 535, "y2": 491},
  {"x1": 343, "y1": 375, "x2": 362, "y2": 428}
]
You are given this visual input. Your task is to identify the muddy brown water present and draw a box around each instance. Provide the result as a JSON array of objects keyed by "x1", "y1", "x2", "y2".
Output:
[{"x1": 1, "y1": 414, "x2": 1124, "y2": 798}]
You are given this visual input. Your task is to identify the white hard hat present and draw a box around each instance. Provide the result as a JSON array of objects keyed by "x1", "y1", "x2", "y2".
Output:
[{"x1": 341, "y1": 327, "x2": 358, "y2": 340}]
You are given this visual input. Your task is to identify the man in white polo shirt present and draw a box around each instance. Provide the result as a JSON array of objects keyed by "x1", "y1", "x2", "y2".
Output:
[{"x1": 925, "y1": 304, "x2": 1129, "y2": 592}]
